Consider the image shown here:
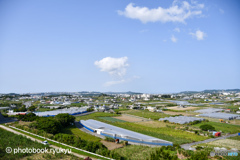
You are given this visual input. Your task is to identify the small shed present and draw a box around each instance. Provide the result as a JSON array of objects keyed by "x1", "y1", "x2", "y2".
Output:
[{"x1": 215, "y1": 132, "x2": 221, "y2": 137}]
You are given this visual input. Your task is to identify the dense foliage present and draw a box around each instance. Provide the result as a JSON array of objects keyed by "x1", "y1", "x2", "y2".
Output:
[
  {"x1": 0, "y1": 128, "x2": 49, "y2": 160},
  {"x1": 55, "y1": 113, "x2": 75, "y2": 127},
  {"x1": 200, "y1": 124, "x2": 215, "y2": 131},
  {"x1": 17, "y1": 112, "x2": 37, "y2": 121}
]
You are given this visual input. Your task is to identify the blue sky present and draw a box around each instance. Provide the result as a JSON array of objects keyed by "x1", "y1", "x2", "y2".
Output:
[{"x1": 0, "y1": 0, "x2": 239, "y2": 93}]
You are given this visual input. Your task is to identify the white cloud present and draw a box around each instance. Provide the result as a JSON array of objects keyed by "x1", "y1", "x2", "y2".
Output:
[
  {"x1": 171, "y1": 35, "x2": 177, "y2": 42},
  {"x1": 117, "y1": 1, "x2": 204, "y2": 24},
  {"x1": 190, "y1": 30, "x2": 206, "y2": 40},
  {"x1": 94, "y1": 57, "x2": 129, "y2": 78},
  {"x1": 174, "y1": 27, "x2": 180, "y2": 32},
  {"x1": 219, "y1": 8, "x2": 224, "y2": 14}
]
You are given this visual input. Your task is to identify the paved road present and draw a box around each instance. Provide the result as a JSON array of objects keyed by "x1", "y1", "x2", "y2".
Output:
[
  {"x1": 181, "y1": 133, "x2": 238, "y2": 150},
  {"x1": 0, "y1": 125, "x2": 97, "y2": 160}
]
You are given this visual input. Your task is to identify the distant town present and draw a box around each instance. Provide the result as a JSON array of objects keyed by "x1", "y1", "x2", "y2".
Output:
[{"x1": 1, "y1": 89, "x2": 240, "y2": 159}]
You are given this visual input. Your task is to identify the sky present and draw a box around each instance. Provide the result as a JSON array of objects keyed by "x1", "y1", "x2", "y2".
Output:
[{"x1": 0, "y1": 0, "x2": 239, "y2": 94}]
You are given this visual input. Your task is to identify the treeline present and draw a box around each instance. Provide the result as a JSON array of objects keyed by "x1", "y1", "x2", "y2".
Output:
[
  {"x1": 29, "y1": 113, "x2": 75, "y2": 134},
  {"x1": 16, "y1": 113, "x2": 125, "y2": 159}
]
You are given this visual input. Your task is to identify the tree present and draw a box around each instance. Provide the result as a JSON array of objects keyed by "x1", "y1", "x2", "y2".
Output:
[
  {"x1": 200, "y1": 124, "x2": 215, "y2": 131},
  {"x1": 34, "y1": 117, "x2": 62, "y2": 134},
  {"x1": 55, "y1": 113, "x2": 75, "y2": 127},
  {"x1": 18, "y1": 113, "x2": 37, "y2": 121}
]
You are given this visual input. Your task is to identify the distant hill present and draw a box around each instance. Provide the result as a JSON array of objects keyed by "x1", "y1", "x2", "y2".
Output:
[
  {"x1": 180, "y1": 89, "x2": 240, "y2": 94},
  {"x1": 104, "y1": 91, "x2": 142, "y2": 95}
]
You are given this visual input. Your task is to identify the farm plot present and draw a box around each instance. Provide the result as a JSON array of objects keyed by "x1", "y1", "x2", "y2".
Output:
[
  {"x1": 166, "y1": 106, "x2": 200, "y2": 111},
  {"x1": 193, "y1": 122, "x2": 240, "y2": 133},
  {"x1": 121, "y1": 110, "x2": 170, "y2": 120},
  {"x1": 98, "y1": 117, "x2": 126, "y2": 122},
  {"x1": 114, "y1": 114, "x2": 150, "y2": 122},
  {"x1": 103, "y1": 121, "x2": 208, "y2": 145},
  {"x1": 198, "y1": 139, "x2": 240, "y2": 150},
  {"x1": 163, "y1": 111, "x2": 198, "y2": 116}
]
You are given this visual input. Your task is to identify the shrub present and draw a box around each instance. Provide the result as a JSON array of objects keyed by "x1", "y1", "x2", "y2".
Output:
[
  {"x1": 33, "y1": 117, "x2": 62, "y2": 134},
  {"x1": 105, "y1": 137, "x2": 115, "y2": 142},
  {"x1": 55, "y1": 113, "x2": 75, "y2": 127},
  {"x1": 200, "y1": 124, "x2": 215, "y2": 131}
]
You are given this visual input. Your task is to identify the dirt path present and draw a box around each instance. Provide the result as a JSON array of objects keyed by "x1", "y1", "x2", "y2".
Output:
[
  {"x1": 100, "y1": 140, "x2": 123, "y2": 150},
  {"x1": 0, "y1": 125, "x2": 97, "y2": 160},
  {"x1": 180, "y1": 133, "x2": 238, "y2": 150}
]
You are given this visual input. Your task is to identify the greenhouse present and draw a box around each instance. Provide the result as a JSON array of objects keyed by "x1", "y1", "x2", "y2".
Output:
[
  {"x1": 159, "y1": 116, "x2": 205, "y2": 124},
  {"x1": 194, "y1": 108, "x2": 223, "y2": 113},
  {"x1": 199, "y1": 113, "x2": 240, "y2": 120},
  {"x1": 34, "y1": 107, "x2": 89, "y2": 117},
  {"x1": 80, "y1": 119, "x2": 173, "y2": 146}
]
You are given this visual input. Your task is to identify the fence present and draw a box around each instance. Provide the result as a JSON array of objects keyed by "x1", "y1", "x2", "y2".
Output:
[{"x1": 8, "y1": 125, "x2": 113, "y2": 160}]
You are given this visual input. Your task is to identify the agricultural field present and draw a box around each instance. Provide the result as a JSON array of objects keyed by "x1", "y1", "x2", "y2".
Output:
[
  {"x1": 61, "y1": 126, "x2": 101, "y2": 142},
  {"x1": 112, "y1": 145, "x2": 158, "y2": 160},
  {"x1": 228, "y1": 136, "x2": 240, "y2": 141},
  {"x1": 114, "y1": 114, "x2": 149, "y2": 122},
  {"x1": 0, "y1": 127, "x2": 49, "y2": 160},
  {"x1": 21, "y1": 153, "x2": 83, "y2": 160},
  {"x1": 196, "y1": 139, "x2": 240, "y2": 150},
  {"x1": 193, "y1": 121, "x2": 240, "y2": 133},
  {"x1": 98, "y1": 117, "x2": 126, "y2": 123},
  {"x1": 166, "y1": 106, "x2": 200, "y2": 111},
  {"x1": 107, "y1": 122, "x2": 208, "y2": 145},
  {"x1": 76, "y1": 111, "x2": 209, "y2": 145},
  {"x1": 75, "y1": 112, "x2": 120, "y2": 121},
  {"x1": 162, "y1": 111, "x2": 197, "y2": 116},
  {"x1": 120, "y1": 110, "x2": 170, "y2": 120}
]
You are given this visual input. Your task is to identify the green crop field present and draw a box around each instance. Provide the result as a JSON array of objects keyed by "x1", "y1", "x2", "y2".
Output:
[
  {"x1": 98, "y1": 117, "x2": 126, "y2": 123},
  {"x1": 0, "y1": 127, "x2": 50, "y2": 160},
  {"x1": 105, "y1": 122, "x2": 208, "y2": 144},
  {"x1": 228, "y1": 136, "x2": 240, "y2": 141},
  {"x1": 112, "y1": 145, "x2": 158, "y2": 160},
  {"x1": 75, "y1": 112, "x2": 120, "y2": 121},
  {"x1": 120, "y1": 109, "x2": 170, "y2": 120},
  {"x1": 75, "y1": 111, "x2": 208, "y2": 144},
  {"x1": 193, "y1": 121, "x2": 240, "y2": 133}
]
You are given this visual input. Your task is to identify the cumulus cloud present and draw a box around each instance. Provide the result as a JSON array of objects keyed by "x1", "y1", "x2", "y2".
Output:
[
  {"x1": 174, "y1": 27, "x2": 180, "y2": 32},
  {"x1": 117, "y1": 1, "x2": 204, "y2": 23},
  {"x1": 190, "y1": 30, "x2": 206, "y2": 40},
  {"x1": 171, "y1": 35, "x2": 177, "y2": 42},
  {"x1": 94, "y1": 57, "x2": 129, "y2": 78}
]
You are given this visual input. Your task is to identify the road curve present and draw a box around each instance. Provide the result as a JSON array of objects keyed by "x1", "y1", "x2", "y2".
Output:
[{"x1": 180, "y1": 133, "x2": 238, "y2": 150}]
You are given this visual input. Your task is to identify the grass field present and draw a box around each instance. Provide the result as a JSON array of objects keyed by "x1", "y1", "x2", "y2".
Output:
[
  {"x1": 197, "y1": 139, "x2": 240, "y2": 150},
  {"x1": 228, "y1": 136, "x2": 240, "y2": 141},
  {"x1": 76, "y1": 111, "x2": 208, "y2": 144},
  {"x1": 120, "y1": 110, "x2": 170, "y2": 120},
  {"x1": 110, "y1": 122, "x2": 208, "y2": 144},
  {"x1": 112, "y1": 145, "x2": 158, "y2": 160},
  {"x1": 193, "y1": 121, "x2": 240, "y2": 133},
  {"x1": 61, "y1": 126, "x2": 101, "y2": 142},
  {"x1": 0, "y1": 127, "x2": 49, "y2": 160},
  {"x1": 75, "y1": 112, "x2": 120, "y2": 121},
  {"x1": 98, "y1": 117, "x2": 126, "y2": 123}
]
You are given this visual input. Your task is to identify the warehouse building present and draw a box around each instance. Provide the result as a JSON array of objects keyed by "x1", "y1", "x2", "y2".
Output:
[
  {"x1": 34, "y1": 107, "x2": 89, "y2": 117},
  {"x1": 80, "y1": 119, "x2": 173, "y2": 146}
]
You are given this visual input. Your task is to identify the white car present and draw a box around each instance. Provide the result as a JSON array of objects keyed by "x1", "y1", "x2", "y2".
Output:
[{"x1": 42, "y1": 141, "x2": 49, "y2": 145}]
